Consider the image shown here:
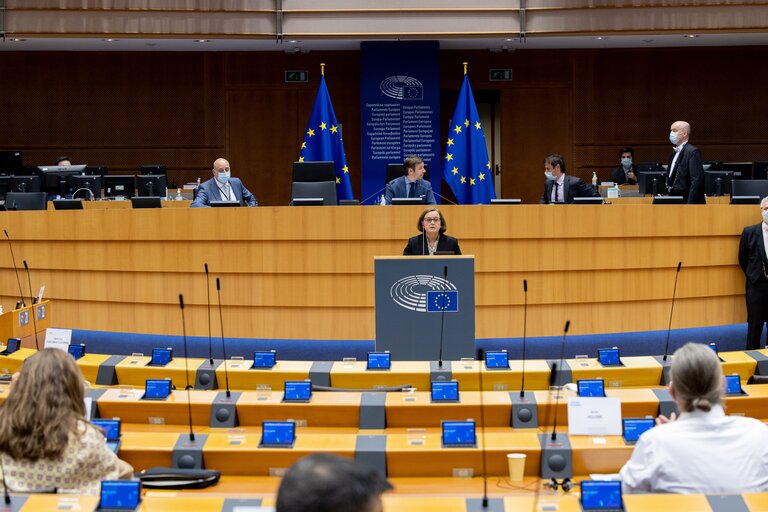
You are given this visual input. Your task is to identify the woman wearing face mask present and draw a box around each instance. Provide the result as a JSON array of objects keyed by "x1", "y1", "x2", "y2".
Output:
[
  {"x1": 403, "y1": 207, "x2": 462, "y2": 256},
  {"x1": 610, "y1": 148, "x2": 637, "y2": 185}
]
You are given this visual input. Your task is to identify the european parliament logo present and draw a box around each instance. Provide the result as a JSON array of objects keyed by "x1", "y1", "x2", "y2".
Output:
[
  {"x1": 390, "y1": 275, "x2": 458, "y2": 313},
  {"x1": 380, "y1": 75, "x2": 424, "y2": 100}
]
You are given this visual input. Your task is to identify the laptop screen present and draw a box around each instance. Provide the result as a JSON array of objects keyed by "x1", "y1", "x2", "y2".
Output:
[
  {"x1": 580, "y1": 480, "x2": 622, "y2": 510},
  {"x1": 144, "y1": 379, "x2": 172, "y2": 399},
  {"x1": 93, "y1": 419, "x2": 121, "y2": 441},
  {"x1": 598, "y1": 348, "x2": 620, "y2": 366},
  {"x1": 577, "y1": 379, "x2": 605, "y2": 397},
  {"x1": 622, "y1": 418, "x2": 654, "y2": 443},
  {"x1": 725, "y1": 374, "x2": 742, "y2": 395},
  {"x1": 431, "y1": 381, "x2": 459, "y2": 402},
  {"x1": 4, "y1": 338, "x2": 19, "y2": 354},
  {"x1": 150, "y1": 348, "x2": 172, "y2": 366},
  {"x1": 261, "y1": 421, "x2": 295, "y2": 447},
  {"x1": 484, "y1": 351, "x2": 509, "y2": 369},
  {"x1": 253, "y1": 351, "x2": 276, "y2": 369},
  {"x1": 68, "y1": 344, "x2": 85, "y2": 360},
  {"x1": 441, "y1": 420, "x2": 476, "y2": 446},
  {"x1": 283, "y1": 381, "x2": 312, "y2": 401},
  {"x1": 367, "y1": 352, "x2": 391, "y2": 370},
  {"x1": 99, "y1": 480, "x2": 141, "y2": 509}
]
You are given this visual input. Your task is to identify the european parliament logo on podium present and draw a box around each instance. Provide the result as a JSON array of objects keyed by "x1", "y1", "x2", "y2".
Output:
[{"x1": 427, "y1": 291, "x2": 458, "y2": 312}]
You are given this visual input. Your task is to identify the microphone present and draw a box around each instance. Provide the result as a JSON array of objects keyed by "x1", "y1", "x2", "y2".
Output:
[
  {"x1": 431, "y1": 189, "x2": 458, "y2": 205},
  {"x1": 0, "y1": 455, "x2": 10, "y2": 506},
  {"x1": 216, "y1": 277, "x2": 232, "y2": 398},
  {"x1": 204, "y1": 263, "x2": 213, "y2": 365},
  {"x1": 551, "y1": 320, "x2": 570, "y2": 442},
  {"x1": 662, "y1": 261, "x2": 683, "y2": 362},
  {"x1": 178, "y1": 294, "x2": 195, "y2": 442},
  {"x1": 519, "y1": 279, "x2": 528, "y2": 398},
  {"x1": 4, "y1": 231, "x2": 25, "y2": 308},
  {"x1": 22, "y1": 261, "x2": 39, "y2": 351},
  {"x1": 476, "y1": 346, "x2": 490, "y2": 509},
  {"x1": 437, "y1": 265, "x2": 448, "y2": 369}
]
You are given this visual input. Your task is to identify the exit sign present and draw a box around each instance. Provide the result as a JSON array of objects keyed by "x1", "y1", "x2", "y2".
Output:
[
  {"x1": 489, "y1": 69, "x2": 512, "y2": 81},
  {"x1": 285, "y1": 70, "x2": 309, "y2": 83}
]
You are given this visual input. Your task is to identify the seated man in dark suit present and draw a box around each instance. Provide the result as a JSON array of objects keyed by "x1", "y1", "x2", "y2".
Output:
[
  {"x1": 384, "y1": 155, "x2": 436, "y2": 205},
  {"x1": 739, "y1": 196, "x2": 768, "y2": 350},
  {"x1": 610, "y1": 147, "x2": 638, "y2": 185},
  {"x1": 540, "y1": 153, "x2": 600, "y2": 204},
  {"x1": 666, "y1": 120, "x2": 705, "y2": 204},
  {"x1": 190, "y1": 158, "x2": 258, "y2": 207}
]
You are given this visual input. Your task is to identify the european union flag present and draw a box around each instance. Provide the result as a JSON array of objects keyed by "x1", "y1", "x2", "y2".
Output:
[
  {"x1": 298, "y1": 75, "x2": 353, "y2": 201},
  {"x1": 441, "y1": 75, "x2": 496, "y2": 204},
  {"x1": 427, "y1": 290, "x2": 459, "y2": 312}
]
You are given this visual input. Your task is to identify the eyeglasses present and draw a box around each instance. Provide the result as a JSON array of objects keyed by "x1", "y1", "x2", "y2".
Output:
[{"x1": 423, "y1": 217, "x2": 441, "y2": 223}]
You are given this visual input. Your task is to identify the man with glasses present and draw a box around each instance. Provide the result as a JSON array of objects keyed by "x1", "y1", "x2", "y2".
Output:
[
  {"x1": 385, "y1": 155, "x2": 436, "y2": 205},
  {"x1": 191, "y1": 157, "x2": 258, "y2": 207}
]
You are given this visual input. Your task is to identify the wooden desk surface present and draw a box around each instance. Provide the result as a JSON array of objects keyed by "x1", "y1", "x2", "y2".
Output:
[
  {"x1": 330, "y1": 361, "x2": 432, "y2": 390},
  {"x1": 568, "y1": 356, "x2": 663, "y2": 387},
  {"x1": 215, "y1": 360, "x2": 314, "y2": 391},
  {"x1": 236, "y1": 390, "x2": 361, "y2": 428},
  {"x1": 97, "y1": 388, "x2": 215, "y2": 425}
]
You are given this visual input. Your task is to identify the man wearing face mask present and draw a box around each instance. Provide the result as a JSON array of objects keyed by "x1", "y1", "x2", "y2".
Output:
[
  {"x1": 610, "y1": 148, "x2": 637, "y2": 185},
  {"x1": 540, "y1": 153, "x2": 600, "y2": 204},
  {"x1": 738, "y1": 197, "x2": 768, "y2": 350},
  {"x1": 665, "y1": 121, "x2": 705, "y2": 204},
  {"x1": 191, "y1": 157, "x2": 258, "y2": 207}
]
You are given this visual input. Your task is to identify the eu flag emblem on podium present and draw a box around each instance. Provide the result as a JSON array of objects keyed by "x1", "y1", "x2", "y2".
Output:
[{"x1": 427, "y1": 290, "x2": 459, "y2": 312}]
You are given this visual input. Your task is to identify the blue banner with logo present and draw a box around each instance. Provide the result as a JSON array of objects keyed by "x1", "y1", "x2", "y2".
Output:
[{"x1": 360, "y1": 41, "x2": 441, "y2": 204}]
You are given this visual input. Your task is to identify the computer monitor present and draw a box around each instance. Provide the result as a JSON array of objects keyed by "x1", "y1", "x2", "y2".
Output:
[
  {"x1": 9, "y1": 175, "x2": 41, "y2": 193},
  {"x1": 136, "y1": 174, "x2": 167, "y2": 197},
  {"x1": 0, "y1": 151, "x2": 23, "y2": 174},
  {"x1": 103, "y1": 175, "x2": 136, "y2": 198},
  {"x1": 635, "y1": 162, "x2": 664, "y2": 174},
  {"x1": 754, "y1": 161, "x2": 768, "y2": 180},
  {"x1": 0, "y1": 176, "x2": 9, "y2": 200},
  {"x1": 722, "y1": 162, "x2": 753, "y2": 179},
  {"x1": 67, "y1": 175, "x2": 102, "y2": 200},
  {"x1": 86, "y1": 165, "x2": 109, "y2": 177},
  {"x1": 701, "y1": 161, "x2": 723, "y2": 171},
  {"x1": 292, "y1": 161, "x2": 335, "y2": 182},
  {"x1": 140, "y1": 164, "x2": 166, "y2": 176},
  {"x1": 704, "y1": 171, "x2": 734, "y2": 196},
  {"x1": 732, "y1": 179, "x2": 768, "y2": 200},
  {"x1": 637, "y1": 171, "x2": 667, "y2": 195},
  {"x1": 38, "y1": 165, "x2": 88, "y2": 197}
]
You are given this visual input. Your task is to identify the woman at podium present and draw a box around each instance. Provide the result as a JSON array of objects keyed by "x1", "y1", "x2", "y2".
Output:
[
  {"x1": 0, "y1": 349, "x2": 133, "y2": 494},
  {"x1": 403, "y1": 207, "x2": 462, "y2": 256}
]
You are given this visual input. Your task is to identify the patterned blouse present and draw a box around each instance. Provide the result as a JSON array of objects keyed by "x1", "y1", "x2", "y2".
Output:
[{"x1": 0, "y1": 421, "x2": 133, "y2": 494}]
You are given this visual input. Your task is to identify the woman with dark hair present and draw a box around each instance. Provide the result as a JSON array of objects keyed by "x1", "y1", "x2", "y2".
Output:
[
  {"x1": 403, "y1": 207, "x2": 462, "y2": 256},
  {"x1": 619, "y1": 342, "x2": 768, "y2": 493},
  {"x1": 0, "y1": 349, "x2": 133, "y2": 494}
]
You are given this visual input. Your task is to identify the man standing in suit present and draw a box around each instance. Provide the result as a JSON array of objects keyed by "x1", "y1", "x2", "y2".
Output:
[
  {"x1": 191, "y1": 158, "x2": 258, "y2": 207},
  {"x1": 384, "y1": 155, "x2": 436, "y2": 205},
  {"x1": 739, "y1": 197, "x2": 768, "y2": 350},
  {"x1": 666, "y1": 121, "x2": 705, "y2": 204},
  {"x1": 610, "y1": 148, "x2": 638, "y2": 185},
  {"x1": 539, "y1": 154, "x2": 599, "y2": 204}
]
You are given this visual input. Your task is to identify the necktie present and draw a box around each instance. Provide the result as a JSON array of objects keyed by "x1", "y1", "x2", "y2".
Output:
[
  {"x1": 408, "y1": 182, "x2": 416, "y2": 198},
  {"x1": 553, "y1": 182, "x2": 559, "y2": 203}
]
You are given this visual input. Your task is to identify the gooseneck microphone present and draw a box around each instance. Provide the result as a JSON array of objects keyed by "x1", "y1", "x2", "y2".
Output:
[
  {"x1": 178, "y1": 294, "x2": 195, "y2": 442},
  {"x1": 216, "y1": 278, "x2": 232, "y2": 398},
  {"x1": 662, "y1": 261, "x2": 683, "y2": 362},
  {"x1": 476, "y1": 346, "x2": 489, "y2": 509},
  {"x1": 204, "y1": 263, "x2": 213, "y2": 365},
  {"x1": 551, "y1": 320, "x2": 570, "y2": 442},
  {"x1": 0, "y1": 455, "x2": 11, "y2": 506},
  {"x1": 437, "y1": 266, "x2": 448, "y2": 368},
  {"x1": 22, "y1": 261, "x2": 39, "y2": 351},
  {"x1": 360, "y1": 184, "x2": 388, "y2": 205},
  {"x1": 519, "y1": 279, "x2": 528, "y2": 398},
  {"x1": 4, "y1": 230, "x2": 25, "y2": 308}
]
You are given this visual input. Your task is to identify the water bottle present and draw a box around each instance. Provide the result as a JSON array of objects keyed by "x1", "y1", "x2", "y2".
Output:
[
  {"x1": 592, "y1": 171, "x2": 598, "y2": 187},
  {"x1": 175, "y1": 188, "x2": 183, "y2": 201},
  {"x1": 379, "y1": 194, "x2": 386, "y2": 205}
]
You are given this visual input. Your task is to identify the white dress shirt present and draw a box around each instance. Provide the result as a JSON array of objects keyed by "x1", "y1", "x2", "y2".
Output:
[
  {"x1": 762, "y1": 222, "x2": 768, "y2": 265},
  {"x1": 551, "y1": 175, "x2": 565, "y2": 203},
  {"x1": 216, "y1": 181, "x2": 236, "y2": 201},
  {"x1": 619, "y1": 404, "x2": 768, "y2": 494},
  {"x1": 668, "y1": 140, "x2": 688, "y2": 178}
]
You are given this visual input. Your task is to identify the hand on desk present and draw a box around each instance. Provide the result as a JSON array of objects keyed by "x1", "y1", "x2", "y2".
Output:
[{"x1": 656, "y1": 411, "x2": 677, "y2": 425}]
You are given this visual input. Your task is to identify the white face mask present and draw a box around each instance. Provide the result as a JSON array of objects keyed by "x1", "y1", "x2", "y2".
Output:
[
  {"x1": 544, "y1": 171, "x2": 555, "y2": 181},
  {"x1": 216, "y1": 171, "x2": 231, "y2": 184},
  {"x1": 669, "y1": 131, "x2": 679, "y2": 145},
  {"x1": 762, "y1": 209, "x2": 768, "y2": 224},
  {"x1": 621, "y1": 157, "x2": 632, "y2": 169}
]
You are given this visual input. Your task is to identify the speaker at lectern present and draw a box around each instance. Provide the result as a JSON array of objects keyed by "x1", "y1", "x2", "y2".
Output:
[{"x1": 374, "y1": 256, "x2": 475, "y2": 361}]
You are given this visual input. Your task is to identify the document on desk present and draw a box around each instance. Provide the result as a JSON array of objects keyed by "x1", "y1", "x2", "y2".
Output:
[{"x1": 567, "y1": 397, "x2": 622, "y2": 436}]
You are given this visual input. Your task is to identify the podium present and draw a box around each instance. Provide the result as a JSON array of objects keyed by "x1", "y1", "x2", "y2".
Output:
[
  {"x1": 374, "y1": 256, "x2": 475, "y2": 361},
  {"x1": 0, "y1": 300, "x2": 50, "y2": 345}
]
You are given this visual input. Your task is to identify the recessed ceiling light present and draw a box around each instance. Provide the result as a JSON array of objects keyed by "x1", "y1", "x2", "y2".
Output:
[
  {"x1": 684, "y1": 34, "x2": 699, "y2": 38},
  {"x1": 195, "y1": 39, "x2": 210, "y2": 43},
  {"x1": 103, "y1": 38, "x2": 118, "y2": 42}
]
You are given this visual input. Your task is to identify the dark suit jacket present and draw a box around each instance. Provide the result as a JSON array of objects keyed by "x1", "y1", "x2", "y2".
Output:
[
  {"x1": 539, "y1": 175, "x2": 600, "y2": 204},
  {"x1": 403, "y1": 234, "x2": 462, "y2": 256},
  {"x1": 610, "y1": 165, "x2": 638, "y2": 185},
  {"x1": 385, "y1": 176, "x2": 436, "y2": 205},
  {"x1": 190, "y1": 177, "x2": 258, "y2": 207},
  {"x1": 739, "y1": 223, "x2": 768, "y2": 285},
  {"x1": 667, "y1": 143, "x2": 705, "y2": 204}
]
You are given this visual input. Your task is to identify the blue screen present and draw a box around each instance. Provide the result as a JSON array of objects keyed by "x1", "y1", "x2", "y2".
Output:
[
  {"x1": 578, "y1": 379, "x2": 605, "y2": 397},
  {"x1": 442, "y1": 421, "x2": 476, "y2": 446},
  {"x1": 431, "y1": 381, "x2": 459, "y2": 401},
  {"x1": 150, "y1": 348, "x2": 172, "y2": 365},
  {"x1": 725, "y1": 374, "x2": 742, "y2": 394},
  {"x1": 367, "y1": 352, "x2": 391, "y2": 369},
  {"x1": 262, "y1": 421, "x2": 295, "y2": 446},
  {"x1": 598, "y1": 348, "x2": 620, "y2": 366},
  {"x1": 708, "y1": 343, "x2": 718, "y2": 355},
  {"x1": 100, "y1": 480, "x2": 141, "y2": 508},
  {"x1": 68, "y1": 344, "x2": 85, "y2": 359},
  {"x1": 144, "y1": 379, "x2": 171, "y2": 399},
  {"x1": 284, "y1": 381, "x2": 311, "y2": 401},
  {"x1": 93, "y1": 419, "x2": 121, "y2": 441},
  {"x1": 4, "y1": 338, "x2": 19, "y2": 354},
  {"x1": 580, "y1": 480, "x2": 622, "y2": 509},
  {"x1": 253, "y1": 351, "x2": 276, "y2": 368},
  {"x1": 622, "y1": 418, "x2": 654, "y2": 443},
  {"x1": 485, "y1": 351, "x2": 509, "y2": 369}
]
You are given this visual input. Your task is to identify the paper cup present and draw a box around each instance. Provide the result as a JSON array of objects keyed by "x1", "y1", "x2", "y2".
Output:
[{"x1": 507, "y1": 453, "x2": 526, "y2": 482}]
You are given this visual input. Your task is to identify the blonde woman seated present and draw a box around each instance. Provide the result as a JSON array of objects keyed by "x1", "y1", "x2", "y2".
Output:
[
  {"x1": 619, "y1": 342, "x2": 768, "y2": 493},
  {"x1": 0, "y1": 349, "x2": 133, "y2": 494},
  {"x1": 403, "y1": 207, "x2": 462, "y2": 256}
]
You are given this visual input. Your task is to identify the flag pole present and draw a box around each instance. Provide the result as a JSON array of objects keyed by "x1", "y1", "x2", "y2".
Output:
[
  {"x1": 463, "y1": 61, "x2": 468, "y2": 75},
  {"x1": 320, "y1": 62, "x2": 325, "y2": 76}
]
